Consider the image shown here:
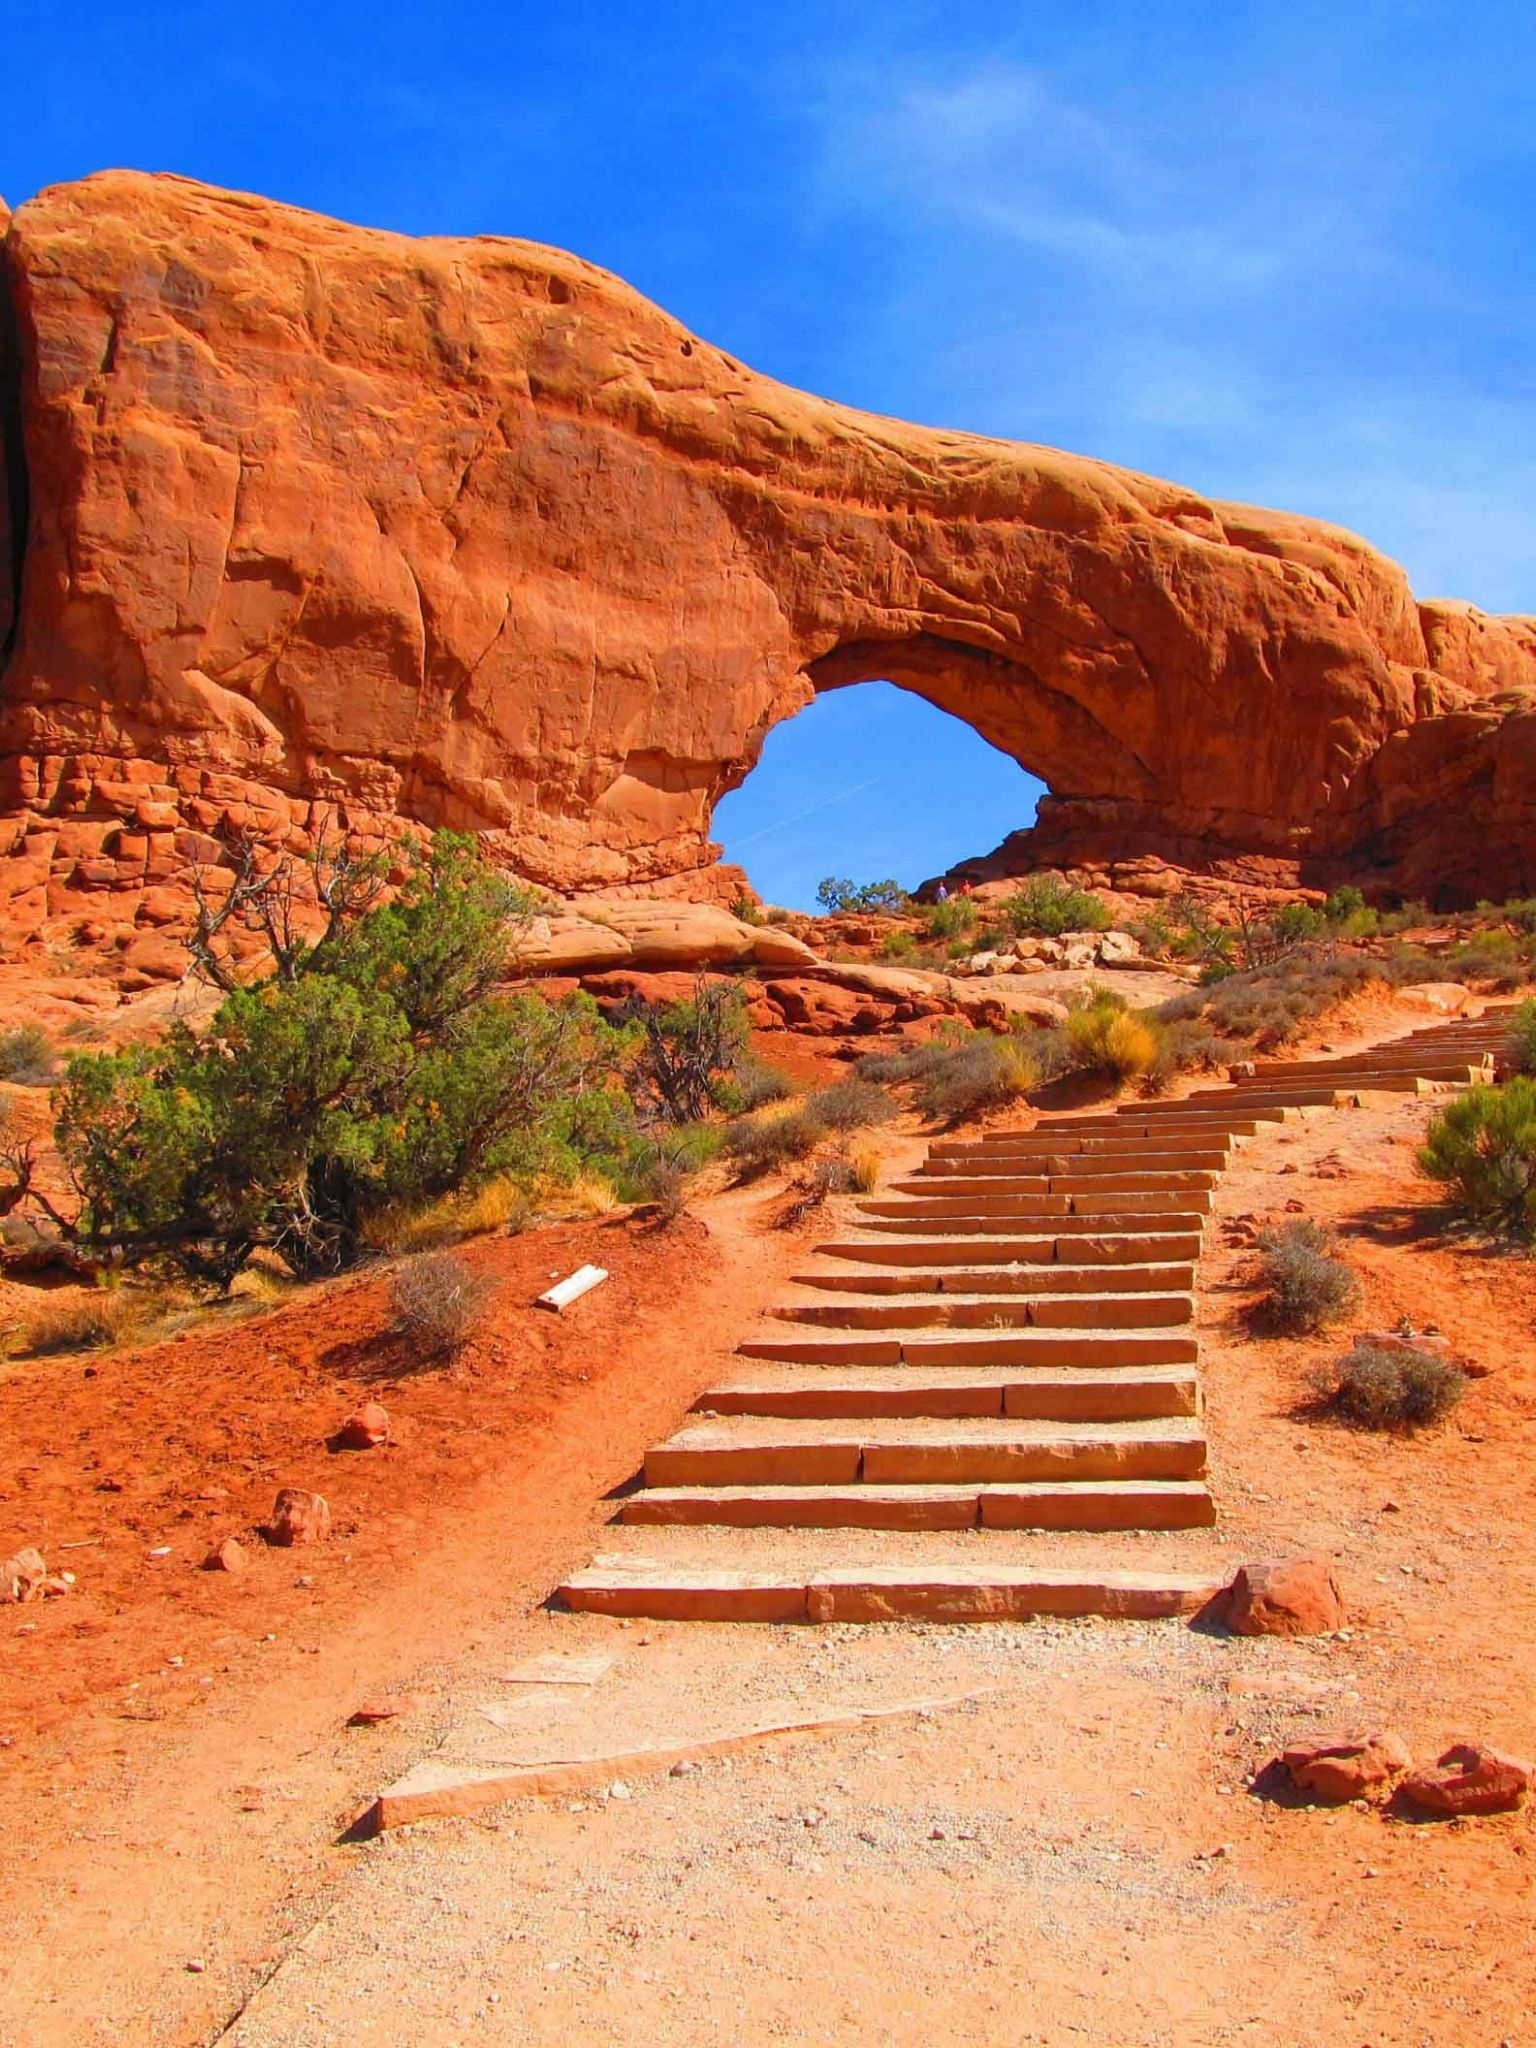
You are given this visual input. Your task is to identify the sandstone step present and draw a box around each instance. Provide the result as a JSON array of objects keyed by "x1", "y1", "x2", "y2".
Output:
[
  {"x1": 917, "y1": 1149, "x2": 1230, "y2": 1174},
  {"x1": 737, "y1": 1328, "x2": 1199, "y2": 1368},
  {"x1": 815, "y1": 1233, "x2": 1204, "y2": 1267},
  {"x1": 643, "y1": 1416, "x2": 1207, "y2": 1488},
  {"x1": 928, "y1": 1135, "x2": 1232, "y2": 1161},
  {"x1": 904, "y1": 1169, "x2": 1218, "y2": 1193},
  {"x1": 793, "y1": 1261, "x2": 1196, "y2": 1295},
  {"x1": 1040, "y1": 1122, "x2": 1277, "y2": 1138},
  {"x1": 621, "y1": 1479, "x2": 1215, "y2": 1531},
  {"x1": 1249, "y1": 1058, "x2": 1488, "y2": 1081},
  {"x1": 860, "y1": 1196, "x2": 1212, "y2": 1228},
  {"x1": 694, "y1": 1364, "x2": 1201, "y2": 1421},
  {"x1": 767, "y1": 1290, "x2": 1192, "y2": 1330},
  {"x1": 876, "y1": 1179, "x2": 1212, "y2": 1204},
  {"x1": 558, "y1": 1561, "x2": 1223, "y2": 1623}
]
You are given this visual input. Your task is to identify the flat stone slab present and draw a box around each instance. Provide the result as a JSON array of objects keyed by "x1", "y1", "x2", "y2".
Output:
[
  {"x1": 369, "y1": 1689, "x2": 993, "y2": 1830},
  {"x1": 496, "y1": 1651, "x2": 616, "y2": 1686}
]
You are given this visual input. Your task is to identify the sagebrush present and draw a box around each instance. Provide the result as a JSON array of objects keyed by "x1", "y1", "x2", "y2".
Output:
[
  {"x1": 1310, "y1": 1342, "x2": 1465, "y2": 1431},
  {"x1": 1253, "y1": 1219, "x2": 1359, "y2": 1335}
]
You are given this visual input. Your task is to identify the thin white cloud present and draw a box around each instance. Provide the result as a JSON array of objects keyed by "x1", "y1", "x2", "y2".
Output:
[
  {"x1": 798, "y1": 53, "x2": 1535, "y2": 614},
  {"x1": 724, "y1": 775, "x2": 884, "y2": 849}
]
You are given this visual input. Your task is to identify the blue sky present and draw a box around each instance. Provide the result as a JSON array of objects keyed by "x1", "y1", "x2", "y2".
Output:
[{"x1": 5, "y1": 3, "x2": 1533, "y2": 907}]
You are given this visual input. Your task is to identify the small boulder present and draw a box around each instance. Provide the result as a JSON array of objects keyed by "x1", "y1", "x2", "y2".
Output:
[
  {"x1": 336, "y1": 1401, "x2": 390, "y2": 1450},
  {"x1": 1220, "y1": 1555, "x2": 1346, "y2": 1638},
  {"x1": 1400, "y1": 1743, "x2": 1533, "y2": 1817},
  {"x1": 203, "y1": 1536, "x2": 247, "y2": 1573},
  {"x1": 268, "y1": 1488, "x2": 332, "y2": 1547},
  {"x1": 1396, "y1": 982, "x2": 1471, "y2": 1017},
  {"x1": 1280, "y1": 1730, "x2": 1412, "y2": 1803}
]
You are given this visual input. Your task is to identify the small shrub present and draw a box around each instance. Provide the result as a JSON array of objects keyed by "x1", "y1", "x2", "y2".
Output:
[
  {"x1": 730, "y1": 895, "x2": 763, "y2": 925},
  {"x1": 392, "y1": 1250, "x2": 494, "y2": 1360},
  {"x1": 1063, "y1": 992, "x2": 1161, "y2": 1083},
  {"x1": 604, "y1": 1122, "x2": 722, "y2": 1206},
  {"x1": 912, "y1": 1036, "x2": 1037, "y2": 1124},
  {"x1": 1129, "y1": 910, "x2": 1173, "y2": 958},
  {"x1": 0, "y1": 1025, "x2": 57, "y2": 1087},
  {"x1": 626, "y1": 979, "x2": 750, "y2": 1124},
  {"x1": 729, "y1": 1057, "x2": 794, "y2": 1111},
  {"x1": 880, "y1": 929, "x2": 917, "y2": 961},
  {"x1": 1144, "y1": 1020, "x2": 1240, "y2": 1093},
  {"x1": 21, "y1": 1288, "x2": 141, "y2": 1356},
  {"x1": 924, "y1": 897, "x2": 978, "y2": 941},
  {"x1": 809, "y1": 1154, "x2": 858, "y2": 1196},
  {"x1": 634, "y1": 1151, "x2": 688, "y2": 1222},
  {"x1": 1253, "y1": 1219, "x2": 1359, "y2": 1335},
  {"x1": 998, "y1": 876, "x2": 1112, "y2": 938},
  {"x1": 1272, "y1": 901, "x2": 1327, "y2": 947},
  {"x1": 1322, "y1": 886, "x2": 1379, "y2": 939},
  {"x1": 805, "y1": 1079, "x2": 899, "y2": 1131},
  {"x1": 854, "y1": 1040, "x2": 958, "y2": 1087},
  {"x1": 1310, "y1": 1342, "x2": 1466, "y2": 1431},
  {"x1": 1419, "y1": 1079, "x2": 1536, "y2": 1240},
  {"x1": 1505, "y1": 898, "x2": 1536, "y2": 935},
  {"x1": 724, "y1": 1109, "x2": 826, "y2": 1181}
]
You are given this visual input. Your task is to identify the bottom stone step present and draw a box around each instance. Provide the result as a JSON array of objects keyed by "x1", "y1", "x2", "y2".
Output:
[{"x1": 558, "y1": 1561, "x2": 1223, "y2": 1623}]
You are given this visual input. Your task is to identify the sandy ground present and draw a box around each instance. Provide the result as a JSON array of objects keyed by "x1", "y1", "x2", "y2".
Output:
[{"x1": 2, "y1": 998, "x2": 1534, "y2": 2044}]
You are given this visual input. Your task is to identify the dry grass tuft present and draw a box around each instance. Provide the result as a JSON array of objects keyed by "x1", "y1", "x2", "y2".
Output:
[
  {"x1": 368, "y1": 1175, "x2": 532, "y2": 1253},
  {"x1": 391, "y1": 1250, "x2": 495, "y2": 1361},
  {"x1": 20, "y1": 1288, "x2": 145, "y2": 1356}
]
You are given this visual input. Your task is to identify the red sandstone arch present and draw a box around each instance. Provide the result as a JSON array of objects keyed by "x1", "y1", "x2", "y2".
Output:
[{"x1": 1, "y1": 169, "x2": 1534, "y2": 933}]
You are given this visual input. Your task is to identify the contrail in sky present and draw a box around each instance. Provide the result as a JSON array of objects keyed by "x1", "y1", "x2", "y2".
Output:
[{"x1": 724, "y1": 777, "x2": 883, "y2": 849}]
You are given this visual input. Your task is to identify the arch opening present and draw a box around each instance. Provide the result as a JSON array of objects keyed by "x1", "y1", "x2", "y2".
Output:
[{"x1": 711, "y1": 678, "x2": 1046, "y2": 912}]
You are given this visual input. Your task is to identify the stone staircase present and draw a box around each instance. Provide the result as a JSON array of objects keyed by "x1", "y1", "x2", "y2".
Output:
[{"x1": 559, "y1": 1004, "x2": 1517, "y2": 1625}]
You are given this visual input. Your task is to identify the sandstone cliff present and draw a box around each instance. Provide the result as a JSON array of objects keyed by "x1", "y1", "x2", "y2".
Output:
[{"x1": 0, "y1": 169, "x2": 1533, "y2": 950}]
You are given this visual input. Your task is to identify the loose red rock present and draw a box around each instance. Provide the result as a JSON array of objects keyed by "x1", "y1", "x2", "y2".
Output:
[
  {"x1": 1221, "y1": 1555, "x2": 1346, "y2": 1638},
  {"x1": 1280, "y1": 1730, "x2": 1412, "y2": 1803},
  {"x1": 268, "y1": 1489, "x2": 332, "y2": 1548},
  {"x1": 348, "y1": 1695, "x2": 414, "y2": 1726},
  {"x1": 1400, "y1": 1743, "x2": 1533, "y2": 1817},
  {"x1": 337, "y1": 1402, "x2": 390, "y2": 1450}
]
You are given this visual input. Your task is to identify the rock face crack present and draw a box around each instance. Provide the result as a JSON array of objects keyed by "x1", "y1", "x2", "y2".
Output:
[{"x1": 0, "y1": 168, "x2": 1533, "y2": 913}]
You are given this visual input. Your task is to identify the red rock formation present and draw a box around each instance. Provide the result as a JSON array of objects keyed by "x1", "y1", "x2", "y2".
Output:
[{"x1": 0, "y1": 169, "x2": 1533, "y2": 958}]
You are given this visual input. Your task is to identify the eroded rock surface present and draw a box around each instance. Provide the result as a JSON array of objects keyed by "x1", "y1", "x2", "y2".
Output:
[{"x1": 1, "y1": 169, "x2": 1534, "y2": 965}]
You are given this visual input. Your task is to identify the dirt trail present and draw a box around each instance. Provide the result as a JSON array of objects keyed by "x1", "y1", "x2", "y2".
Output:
[
  {"x1": 0, "y1": 1185, "x2": 818, "y2": 2046},
  {"x1": 212, "y1": 1074, "x2": 1536, "y2": 2048}
]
